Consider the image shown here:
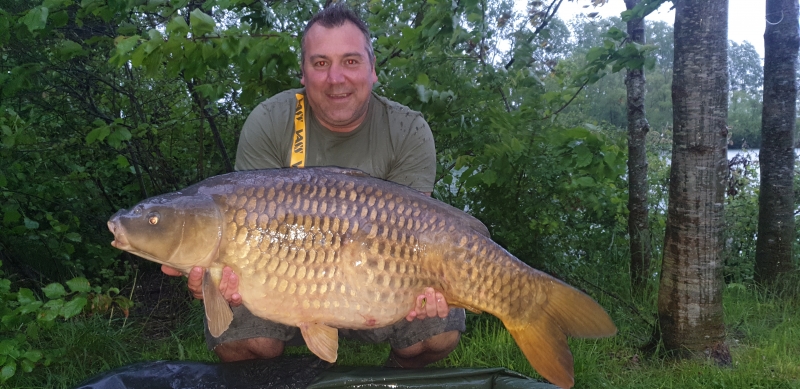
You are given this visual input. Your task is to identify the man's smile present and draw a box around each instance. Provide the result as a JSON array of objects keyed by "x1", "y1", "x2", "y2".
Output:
[{"x1": 327, "y1": 92, "x2": 352, "y2": 99}]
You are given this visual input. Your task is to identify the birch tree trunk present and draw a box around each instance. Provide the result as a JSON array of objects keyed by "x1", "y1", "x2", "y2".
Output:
[
  {"x1": 657, "y1": 0, "x2": 730, "y2": 363},
  {"x1": 624, "y1": 0, "x2": 652, "y2": 294},
  {"x1": 754, "y1": 0, "x2": 798, "y2": 284}
]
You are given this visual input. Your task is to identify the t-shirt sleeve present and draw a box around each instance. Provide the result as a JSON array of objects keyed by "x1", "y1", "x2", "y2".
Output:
[
  {"x1": 387, "y1": 114, "x2": 436, "y2": 193},
  {"x1": 234, "y1": 101, "x2": 290, "y2": 171}
]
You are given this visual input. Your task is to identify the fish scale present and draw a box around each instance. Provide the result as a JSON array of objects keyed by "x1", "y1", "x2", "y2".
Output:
[
  {"x1": 107, "y1": 167, "x2": 616, "y2": 389},
  {"x1": 218, "y1": 173, "x2": 436, "y2": 329}
]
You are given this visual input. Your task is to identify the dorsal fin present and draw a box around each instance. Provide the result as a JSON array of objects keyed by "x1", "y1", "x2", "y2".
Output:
[
  {"x1": 308, "y1": 166, "x2": 370, "y2": 177},
  {"x1": 465, "y1": 214, "x2": 490, "y2": 237}
]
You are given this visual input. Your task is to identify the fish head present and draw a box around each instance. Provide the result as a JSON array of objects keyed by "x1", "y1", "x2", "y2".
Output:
[{"x1": 107, "y1": 193, "x2": 222, "y2": 272}]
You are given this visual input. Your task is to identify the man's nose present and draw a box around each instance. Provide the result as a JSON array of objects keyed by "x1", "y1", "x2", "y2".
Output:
[{"x1": 327, "y1": 63, "x2": 345, "y2": 84}]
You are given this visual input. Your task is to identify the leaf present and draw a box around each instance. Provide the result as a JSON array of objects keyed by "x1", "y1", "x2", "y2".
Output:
[
  {"x1": 21, "y1": 6, "x2": 49, "y2": 33},
  {"x1": 575, "y1": 176, "x2": 596, "y2": 187},
  {"x1": 416, "y1": 73, "x2": 430, "y2": 87},
  {"x1": 3, "y1": 209, "x2": 21, "y2": 224},
  {"x1": 44, "y1": 0, "x2": 68, "y2": 7},
  {"x1": 574, "y1": 145, "x2": 593, "y2": 168},
  {"x1": 19, "y1": 301, "x2": 43, "y2": 314},
  {"x1": 58, "y1": 40, "x2": 85, "y2": 59},
  {"x1": 39, "y1": 300, "x2": 62, "y2": 321},
  {"x1": 117, "y1": 22, "x2": 137, "y2": 36},
  {"x1": 42, "y1": 299, "x2": 64, "y2": 310},
  {"x1": 17, "y1": 288, "x2": 36, "y2": 305},
  {"x1": 115, "y1": 155, "x2": 130, "y2": 168},
  {"x1": 24, "y1": 218, "x2": 39, "y2": 230},
  {"x1": 42, "y1": 283, "x2": 66, "y2": 299},
  {"x1": 166, "y1": 16, "x2": 190, "y2": 36},
  {"x1": 106, "y1": 128, "x2": 131, "y2": 149},
  {"x1": 66, "y1": 277, "x2": 90, "y2": 293},
  {"x1": 23, "y1": 350, "x2": 43, "y2": 363},
  {"x1": 20, "y1": 358, "x2": 35, "y2": 374},
  {"x1": 65, "y1": 232, "x2": 81, "y2": 242},
  {"x1": 480, "y1": 170, "x2": 497, "y2": 185},
  {"x1": 60, "y1": 297, "x2": 87, "y2": 319},
  {"x1": 147, "y1": 28, "x2": 163, "y2": 42},
  {"x1": 85, "y1": 126, "x2": 110, "y2": 144},
  {"x1": 0, "y1": 341, "x2": 15, "y2": 355},
  {"x1": 113, "y1": 35, "x2": 140, "y2": 55},
  {"x1": 49, "y1": 9, "x2": 68, "y2": 27},
  {"x1": 26, "y1": 322, "x2": 39, "y2": 340},
  {"x1": 190, "y1": 9, "x2": 216, "y2": 37},
  {"x1": 1, "y1": 360, "x2": 16, "y2": 382}
]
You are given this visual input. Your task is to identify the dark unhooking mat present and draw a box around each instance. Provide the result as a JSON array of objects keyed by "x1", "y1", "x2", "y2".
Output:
[{"x1": 73, "y1": 356, "x2": 558, "y2": 389}]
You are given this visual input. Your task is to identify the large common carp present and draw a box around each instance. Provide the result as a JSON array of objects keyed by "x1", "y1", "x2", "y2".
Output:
[{"x1": 107, "y1": 167, "x2": 616, "y2": 388}]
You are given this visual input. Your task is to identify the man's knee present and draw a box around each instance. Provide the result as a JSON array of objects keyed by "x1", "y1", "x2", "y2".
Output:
[
  {"x1": 389, "y1": 330, "x2": 461, "y2": 367},
  {"x1": 213, "y1": 337, "x2": 285, "y2": 362},
  {"x1": 420, "y1": 330, "x2": 461, "y2": 354}
]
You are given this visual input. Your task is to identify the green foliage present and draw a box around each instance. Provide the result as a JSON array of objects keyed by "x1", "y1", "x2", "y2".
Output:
[
  {"x1": 5, "y1": 275, "x2": 798, "y2": 388},
  {"x1": 1, "y1": 0, "x2": 299, "y2": 284},
  {"x1": 727, "y1": 42, "x2": 764, "y2": 148},
  {"x1": 0, "y1": 2, "x2": 789, "y2": 386},
  {"x1": 0, "y1": 261, "x2": 132, "y2": 383}
]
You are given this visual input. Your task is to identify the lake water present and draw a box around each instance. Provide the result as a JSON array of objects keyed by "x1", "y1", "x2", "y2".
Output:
[{"x1": 727, "y1": 148, "x2": 800, "y2": 162}]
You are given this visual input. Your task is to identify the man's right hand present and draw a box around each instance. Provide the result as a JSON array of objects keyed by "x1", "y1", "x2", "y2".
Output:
[{"x1": 161, "y1": 265, "x2": 243, "y2": 307}]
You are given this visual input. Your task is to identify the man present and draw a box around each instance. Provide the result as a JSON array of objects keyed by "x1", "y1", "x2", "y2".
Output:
[{"x1": 162, "y1": 4, "x2": 465, "y2": 368}]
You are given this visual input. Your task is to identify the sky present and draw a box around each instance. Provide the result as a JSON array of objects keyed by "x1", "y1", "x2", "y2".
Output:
[{"x1": 549, "y1": 0, "x2": 768, "y2": 57}]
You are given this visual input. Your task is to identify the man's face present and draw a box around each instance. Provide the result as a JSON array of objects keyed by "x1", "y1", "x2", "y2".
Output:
[{"x1": 301, "y1": 21, "x2": 378, "y2": 133}]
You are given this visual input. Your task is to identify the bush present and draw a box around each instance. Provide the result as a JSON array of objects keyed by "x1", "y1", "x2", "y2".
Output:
[{"x1": 0, "y1": 260, "x2": 132, "y2": 383}]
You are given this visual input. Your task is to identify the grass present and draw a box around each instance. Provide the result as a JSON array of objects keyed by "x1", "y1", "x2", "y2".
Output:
[{"x1": 5, "y1": 283, "x2": 799, "y2": 389}]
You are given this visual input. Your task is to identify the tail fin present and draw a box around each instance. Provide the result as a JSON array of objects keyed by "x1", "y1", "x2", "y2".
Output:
[{"x1": 502, "y1": 277, "x2": 616, "y2": 389}]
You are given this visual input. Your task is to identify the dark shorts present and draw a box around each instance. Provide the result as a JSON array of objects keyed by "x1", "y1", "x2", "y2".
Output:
[{"x1": 205, "y1": 306, "x2": 467, "y2": 351}]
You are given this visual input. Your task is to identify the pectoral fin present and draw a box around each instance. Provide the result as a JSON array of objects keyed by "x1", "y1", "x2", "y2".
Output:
[
  {"x1": 203, "y1": 269, "x2": 233, "y2": 337},
  {"x1": 299, "y1": 322, "x2": 339, "y2": 363}
]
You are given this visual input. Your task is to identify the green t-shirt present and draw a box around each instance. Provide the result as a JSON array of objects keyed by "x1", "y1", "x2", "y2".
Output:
[{"x1": 235, "y1": 89, "x2": 436, "y2": 193}]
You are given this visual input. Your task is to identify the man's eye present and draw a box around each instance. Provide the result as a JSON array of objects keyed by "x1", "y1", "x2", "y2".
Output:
[
  {"x1": 346, "y1": 59, "x2": 357, "y2": 65},
  {"x1": 315, "y1": 61, "x2": 327, "y2": 67}
]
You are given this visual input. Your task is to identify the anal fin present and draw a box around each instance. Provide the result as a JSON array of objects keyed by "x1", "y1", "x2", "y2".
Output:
[
  {"x1": 203, "y1": 269, "x2": 233, "y2": 337},
  {"x1": 299, "y1": 322, "x2": 339, "y2": 363},
  {"x1": 450, "y1": 300, "x2": 484, "y2": 315}
]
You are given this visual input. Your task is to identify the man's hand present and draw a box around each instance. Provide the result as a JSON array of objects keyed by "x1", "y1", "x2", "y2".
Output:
[
  {"x1": 161, "y1": 265, "x2": 243, "y2": 307},
  {"x1": 405, "y1": 287, "x2": 449, "y2": 321}
]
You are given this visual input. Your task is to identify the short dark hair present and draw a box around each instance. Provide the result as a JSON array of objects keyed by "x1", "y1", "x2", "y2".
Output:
[{"x1": 301, "y1": 4, "x2": 375, "y2": 68}]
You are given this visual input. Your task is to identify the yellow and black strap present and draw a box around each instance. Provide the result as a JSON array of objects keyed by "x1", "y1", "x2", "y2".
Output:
[{"x1": 291, "y1": 93, "x2": 306, "y2": 167}]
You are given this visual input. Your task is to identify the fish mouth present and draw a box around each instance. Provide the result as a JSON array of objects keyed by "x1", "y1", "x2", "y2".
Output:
[{"x1": 107, "y1": 219, "x2": 131, "y2": 250}]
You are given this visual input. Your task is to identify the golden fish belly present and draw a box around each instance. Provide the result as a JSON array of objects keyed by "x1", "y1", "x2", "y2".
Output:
[{"x1": 214, "y1": 173, "x2": 447, "y2": 329}]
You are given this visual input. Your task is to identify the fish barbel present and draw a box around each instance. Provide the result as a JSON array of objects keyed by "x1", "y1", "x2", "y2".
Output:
[{"x1": 107, "y1": 167, "x2": 616, "y2": 388}]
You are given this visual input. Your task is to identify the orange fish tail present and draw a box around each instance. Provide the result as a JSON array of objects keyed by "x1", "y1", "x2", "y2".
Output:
[{"x1": 501, "y1": 271, "x2": 617, "y2": 389}]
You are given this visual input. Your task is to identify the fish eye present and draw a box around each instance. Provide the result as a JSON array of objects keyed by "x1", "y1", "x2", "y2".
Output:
[
  {"x1": 133, "y1": 206, "x2": 143, "y2": 215},
  {"x1": 147, "y1": 212, "x2": 160, "y2": 225}
]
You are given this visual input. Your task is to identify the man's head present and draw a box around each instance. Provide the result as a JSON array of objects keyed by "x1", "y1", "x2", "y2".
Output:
[
  {"x1": 300, "y1": 4, "x2": 378, "y2": 133},
  {"x1": 301, "y1": 5, "x2": 375, "y2": 69}
]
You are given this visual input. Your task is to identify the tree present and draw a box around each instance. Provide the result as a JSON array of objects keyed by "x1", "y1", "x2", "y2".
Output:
[
  {"x1": 754, "y1": 0, "x2": 798, "y2": 284},
  {"x1": 727, "y1": 41, "x2": 764, "y2": 148},
  {"x1": 624, "y1": 0, "x2": 651, "y2": 294},
  {"x1": 657, "y1": 0, "x2": 730, "y2": 362}
]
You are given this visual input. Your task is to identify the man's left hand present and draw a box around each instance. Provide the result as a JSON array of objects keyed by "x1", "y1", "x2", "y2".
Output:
[{"x1": 405, "y1": 287, "x2": 449, "y2": 321}]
